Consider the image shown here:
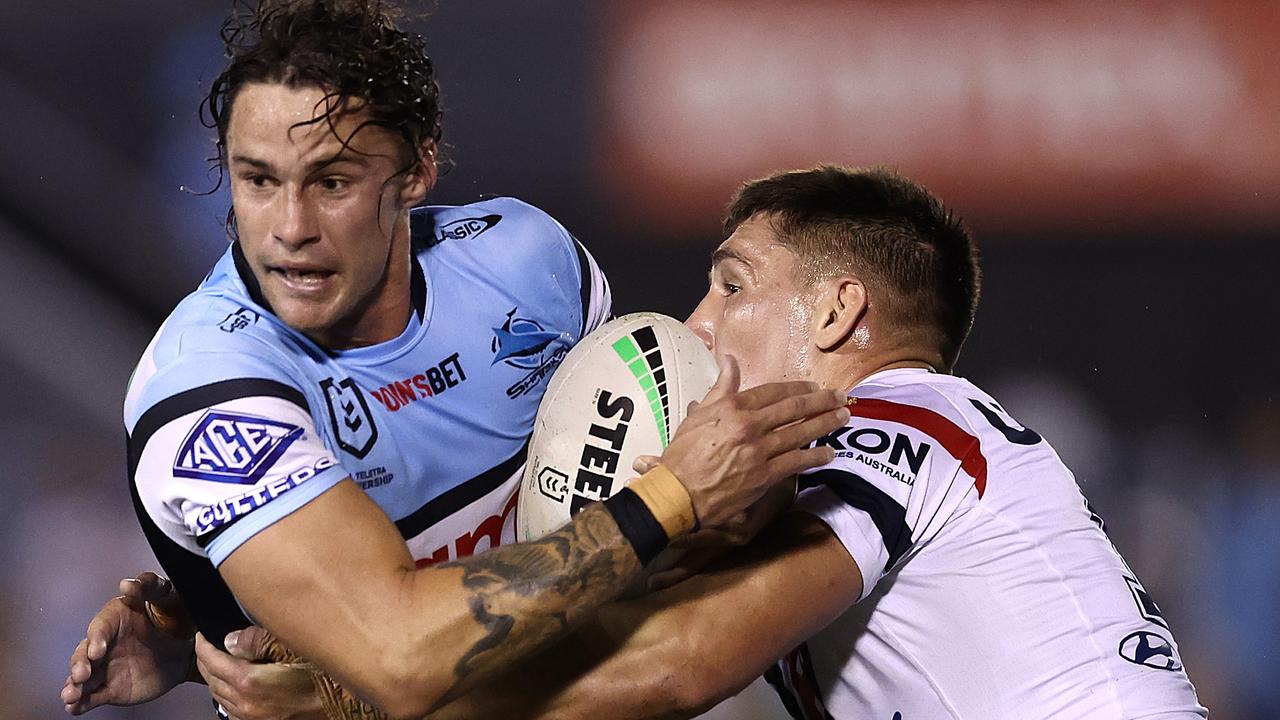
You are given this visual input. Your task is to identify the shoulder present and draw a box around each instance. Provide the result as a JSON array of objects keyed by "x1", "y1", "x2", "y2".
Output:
[
  {"x1": 848, "y1": 370, "x2": 985, "y2": 438},
  {"x1": 412, "y1": 197, "x2": 610, "y2": 335},
  {"x1": 412, "y1": 197, "x2": 578, "y2": 262},
  {"x1": 125, "y1": 291, "x2": 309, "y2": 432},
  {"x1": 813, "y1": 370, "x2": 989, "y2": 494}
]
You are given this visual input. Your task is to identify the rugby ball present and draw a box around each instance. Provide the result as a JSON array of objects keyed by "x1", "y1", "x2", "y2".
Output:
[{"x1": 517, "y1": 313, "x2": 718, "y2": 541}]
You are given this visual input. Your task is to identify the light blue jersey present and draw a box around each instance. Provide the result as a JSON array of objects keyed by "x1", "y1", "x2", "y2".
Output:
[{"x1": 125, "y1": 197, "x2": 610, "y2": 645}]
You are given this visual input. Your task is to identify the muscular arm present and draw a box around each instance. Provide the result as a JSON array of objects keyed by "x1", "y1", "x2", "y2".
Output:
[
  {"x1": 222, "y1": 482, "x2": 637, "y2": 719},
  {"x1": 427, "y1": 511, "x2": 863, "y2": 720},
  {"x1": 219, "y1": 377, "x2": 847, "y2": 720}
]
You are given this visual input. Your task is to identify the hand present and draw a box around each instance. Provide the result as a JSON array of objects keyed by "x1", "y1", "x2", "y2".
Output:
[
  {"x1": 197, "y1": 628, "x2": 325, "y2": 720},
  {"x1": 658, "y1": 355, "x2": 847, "y2": 529},
  {"x1": 61, "y1": 572, "x2": 196, "y2": 714}
]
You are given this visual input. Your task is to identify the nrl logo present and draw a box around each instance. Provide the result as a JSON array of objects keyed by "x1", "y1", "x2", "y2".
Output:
[
  {"x1": 173, "y1": 410, "x2": 303, "y2": 484},
  {"x1": 321, "y1": 377, "x2": 379, "y2": 459}
]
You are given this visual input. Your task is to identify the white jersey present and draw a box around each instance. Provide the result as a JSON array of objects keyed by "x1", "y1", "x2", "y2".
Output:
[{"x1": 766, "y1": 368, "x2": 1206, "y2": 720}]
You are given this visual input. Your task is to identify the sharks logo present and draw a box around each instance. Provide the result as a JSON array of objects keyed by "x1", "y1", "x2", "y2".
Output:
[
  {"x1": 493, "y1": 308, "x2": 568, "y2": 399},
  {"x1": 492, "y1": 309, "x2": 563, "y2": 370}
]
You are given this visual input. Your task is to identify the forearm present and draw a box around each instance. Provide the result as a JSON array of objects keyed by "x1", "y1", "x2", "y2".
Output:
[
  {"x1": 443, "y1": 512, "x2": 864, "y2": 720},
  {"x1": 414, "y1": 502, "x2": 642, "y2": 708},
  {"x1": 224, "y1": 480, "x2": 657, "y2": 720}
]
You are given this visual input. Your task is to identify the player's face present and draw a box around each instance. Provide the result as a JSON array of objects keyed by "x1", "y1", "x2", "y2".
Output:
[
  {"x1": 686, "y1": 215, "x2": 819, "y2": 389},
  {"x1": 225, "y1": 82, "x2": 426, "y2": 348}
]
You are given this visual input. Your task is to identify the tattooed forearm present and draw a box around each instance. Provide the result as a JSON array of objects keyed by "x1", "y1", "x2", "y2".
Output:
[{"x1": 436, "y1": 502, "x2": 641, "y2": 704}]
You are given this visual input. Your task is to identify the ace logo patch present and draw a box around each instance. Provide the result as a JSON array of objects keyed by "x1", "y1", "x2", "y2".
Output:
[{"x1": 174, "y1": 410, "x2": 303, "y2": 484}]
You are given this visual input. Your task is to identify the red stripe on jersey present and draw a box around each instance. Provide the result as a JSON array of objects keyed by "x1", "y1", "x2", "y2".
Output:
[{"x1": 845, "y1": 397, "x2": 988, "y2": 497}]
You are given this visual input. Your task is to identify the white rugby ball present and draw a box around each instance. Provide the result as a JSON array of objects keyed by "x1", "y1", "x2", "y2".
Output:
[{"x1": 517, "y1": 313, "x2": 718, "y2": 541}]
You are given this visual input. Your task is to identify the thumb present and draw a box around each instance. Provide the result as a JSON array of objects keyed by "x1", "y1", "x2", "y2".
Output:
[
  {"x1": 702, "y1": 354, "x2": 740, "y2": 403},
  {"x1": 224, "y1": 625, "x2": 274, "y2": 662}
]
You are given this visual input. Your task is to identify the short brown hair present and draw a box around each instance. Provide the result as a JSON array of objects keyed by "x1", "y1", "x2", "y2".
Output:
[
  {"x1": 203, "y1": 0, "x2": 441, "y2": 235},
  {"x1": 724, "y1": 166, "x2": 981, "y2": 369}
]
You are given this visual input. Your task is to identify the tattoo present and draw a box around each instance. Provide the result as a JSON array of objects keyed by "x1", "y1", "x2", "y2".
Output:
[{"x1": 437, "y1": 503, "x2": 640, "y2": 703}]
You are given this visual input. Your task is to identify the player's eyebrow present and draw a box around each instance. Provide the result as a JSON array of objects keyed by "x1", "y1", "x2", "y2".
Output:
[
  {"x1": 228, "y1": 152, "x2": 373, "y2": 175},
  {"x1": 229, "y1": 154, "x2": 275, "y2": 172},
  {"x1": 711, "y1": 247, "x2": 754, "y2": 274}
]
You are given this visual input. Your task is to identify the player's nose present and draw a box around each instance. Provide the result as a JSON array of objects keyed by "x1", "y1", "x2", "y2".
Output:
[
  {"x1": 683, "y1": 296, "x2": 715, "y2": 352},
  {"x1": 272, "y1": 190, "x2": 320, "y2": 248}
]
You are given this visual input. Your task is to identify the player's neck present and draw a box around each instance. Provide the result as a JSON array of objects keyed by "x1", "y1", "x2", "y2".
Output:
[
  {"x1": 814, "y1": 346, "x2": 941, "y2": 395},
  {"x1": 312, "y1": 217, "x2": 416, "y2": 350}
]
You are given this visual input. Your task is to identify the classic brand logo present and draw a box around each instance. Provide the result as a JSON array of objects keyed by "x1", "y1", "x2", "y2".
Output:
[
  {"x1": 173, "y1": 410, "x2": 303, "y2": 484},
  {"x1": 493, "y1": 308, "x2": 568, "y2": 399},
  {"x1": 321, "y1": 377, "x2": 378, "y2": 459},
  {"x1": 437, "y1": 214, "x2": 501, "y2": 243}
]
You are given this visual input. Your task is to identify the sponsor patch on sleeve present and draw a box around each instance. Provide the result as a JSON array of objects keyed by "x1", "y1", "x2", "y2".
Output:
[
  {"x1": 192, "y1": 457, "x2": 337, "y2": 536},
  {"x1": 173, "y1": 410, "x2": 304, "y2": 484}
]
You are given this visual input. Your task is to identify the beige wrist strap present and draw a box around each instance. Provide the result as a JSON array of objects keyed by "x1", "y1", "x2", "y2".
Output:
[{"x1": 627, "y1": 464, "x2": 697, "y2": 538}]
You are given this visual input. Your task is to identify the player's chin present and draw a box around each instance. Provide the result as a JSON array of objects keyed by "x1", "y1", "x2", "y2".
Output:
[{"x1": 272, "y1": 297, "x2": 341, "y2": 338}]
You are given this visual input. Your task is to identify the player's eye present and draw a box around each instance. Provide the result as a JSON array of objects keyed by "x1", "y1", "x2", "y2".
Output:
[
  {"x1": 319, "y1": 176, "x2": 348, "y2": 192},
  {"x1": 245, "y1": 174, "x2": 271, "y2": 187},
  {"x1": 722, "y1": 282, "x2": 741, "y2": 296}
]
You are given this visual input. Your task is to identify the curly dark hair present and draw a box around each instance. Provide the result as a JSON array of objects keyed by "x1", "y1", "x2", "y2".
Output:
[
  {"x1": 200, "y1": 0, "x2": 442, "y2": 229},
  {"x1": 725, "y1": 166, "x2": 981, "y2": 371}
]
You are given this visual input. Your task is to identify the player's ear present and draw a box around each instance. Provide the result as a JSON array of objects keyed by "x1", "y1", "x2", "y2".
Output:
[
  {"x1": 812, "y1": 275, "x2": 867, "y2": 351},
  {"x1": 398, "y1": 140, "x2": 437, "y2": 207}
]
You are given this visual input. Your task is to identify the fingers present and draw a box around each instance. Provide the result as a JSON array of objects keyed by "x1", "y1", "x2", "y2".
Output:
[
  {"x1": 762, "y1": 405, "x2": 850, "y2": 457},
  {"x1": 84, "y1": 606, "x2": 118, "y2": 662},
  {"x1": 196, "y1": 633, "x2": 248, "y2": 719},
  {"x1": 765, "y1": 445, "x2": 839, "y2": 481},
  {"x1": 631, "y1": 454, "x2": 661, "y2": 475},
  {"x1": 63, "y1": 636, "x2": 108, "y2": 714},
  {"x1": 225, "y1": 625, "x2": 274, "y2": 662},
  {"x1": 701, "y1": 354, "x2": 741, "y2": 403},
  {"x1": 67, "y1": 638, "x2": 93, "y2": 684},
  {"x1": 137, "y1": 571, "x2": 173, "y2": 601},
  {"x1": 748, "y1": 387, "x2": 848, "y2": 429}
]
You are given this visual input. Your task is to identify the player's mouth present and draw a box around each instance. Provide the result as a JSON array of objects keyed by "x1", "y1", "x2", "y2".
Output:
[{"x1": 268, "y1": 264, "x2": 336, "y2": 292}]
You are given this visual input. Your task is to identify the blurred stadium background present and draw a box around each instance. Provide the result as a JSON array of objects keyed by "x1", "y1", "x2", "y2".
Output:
[{"x1": 1, "y1": 1, "x2": 1276, "y2": 717}]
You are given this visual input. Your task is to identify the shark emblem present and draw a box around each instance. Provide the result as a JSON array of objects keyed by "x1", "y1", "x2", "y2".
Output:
[{"x1": 492, "y1": 308, "x2": 562, "y2": 369}]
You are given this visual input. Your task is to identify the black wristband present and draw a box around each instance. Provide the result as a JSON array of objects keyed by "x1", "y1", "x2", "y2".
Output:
[{"x1": 603, "y1": 487, "x2": 669, "y2": 565}]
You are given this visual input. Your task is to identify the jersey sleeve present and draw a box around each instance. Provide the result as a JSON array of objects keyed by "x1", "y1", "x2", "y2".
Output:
[
  {"x1": 129, "y1": 370, "x2": 346, "y2": 567},
  {"x1": 510, "y1": 198, "x2": 612, "y2": 339},
  {"x1": 566, "y1": 232, "x2": 612, "y2": 337},
  {"x1": 794, "y1": 395, "x2": 987, "y2": 601}
]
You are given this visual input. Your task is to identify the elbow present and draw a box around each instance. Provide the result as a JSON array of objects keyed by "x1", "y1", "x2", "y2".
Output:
[
  {"x1": 665, "y1": 663, "x2": 736, "y2": 718},
  {"x1": 366, "y1": 689, "x2": 430, "y2": 720},
  {"x1": 639, "y1": 635, "x2": 738, "y2": 718},
  {"x1": 353, "y1": 645, "x2": 450, "y2": 720}
]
